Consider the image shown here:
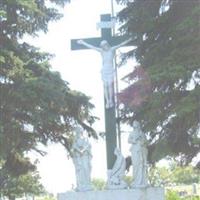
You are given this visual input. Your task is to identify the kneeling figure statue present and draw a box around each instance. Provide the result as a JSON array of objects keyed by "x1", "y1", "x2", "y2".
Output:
[{"x1": 107, "y1": 147, "x2": 127, "y2": 189}]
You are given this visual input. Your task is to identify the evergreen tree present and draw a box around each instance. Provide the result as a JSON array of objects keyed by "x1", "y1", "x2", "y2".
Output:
[
  {"x1": 0, "y1": 0, "x2": 97, "y2": 194},
  {"x1": 117, "y1": 0, "x2": 200, "y2": 164},
  {"x1": 1, "y1": 171, "x2": 45, "y2": 200}
]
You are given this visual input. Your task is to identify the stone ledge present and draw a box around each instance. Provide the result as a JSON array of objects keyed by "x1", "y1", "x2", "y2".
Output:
[{"x1": 57, "y1": 187, "x2": 164, "y2": 200}]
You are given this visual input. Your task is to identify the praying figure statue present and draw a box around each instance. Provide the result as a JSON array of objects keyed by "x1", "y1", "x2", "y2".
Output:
[
  {"x1": 128, "y1": 120, "x2": 148, "y2": 188},
  {"x1": 71, "y1": 126, "x2": 93, "y2": 192},
  {"x1": 107, "y1": 147, "x2": 127, "y2": 189},
  {"x1": 77, "y1": 38, "x2": 131, "y2": 109}
]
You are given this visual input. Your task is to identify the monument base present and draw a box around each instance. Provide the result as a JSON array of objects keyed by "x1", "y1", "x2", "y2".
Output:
[{"x1": 58, "y1": 187, "x2": 164, "y2": 200}]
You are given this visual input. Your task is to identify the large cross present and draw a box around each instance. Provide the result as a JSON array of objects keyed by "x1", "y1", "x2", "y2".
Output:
[{"x1": 71, "y1": 14, "x2": 131, "y2": 170}]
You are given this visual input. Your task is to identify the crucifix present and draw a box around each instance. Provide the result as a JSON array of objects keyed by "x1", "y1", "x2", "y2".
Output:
[{"x1": 71, "y1": 14, "x2": 132, "y2": 170}]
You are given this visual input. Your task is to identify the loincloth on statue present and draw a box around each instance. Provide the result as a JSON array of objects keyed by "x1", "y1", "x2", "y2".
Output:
[{"x1": 101, "y1": 67, "x2": 114, "y2": 84}]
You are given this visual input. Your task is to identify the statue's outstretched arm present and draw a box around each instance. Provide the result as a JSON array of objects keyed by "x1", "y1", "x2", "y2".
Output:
[
  {"x1": 77, "y1": 40, "x2": 101, "y2": 52},
  {"x1": 112, "y1": 38, "x2": 132, "y2": 50}
]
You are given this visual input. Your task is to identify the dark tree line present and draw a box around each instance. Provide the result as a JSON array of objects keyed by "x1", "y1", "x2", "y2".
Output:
[
  {"x1": 0, "y1": 0, "x2": 97, "y2": 197},
  {"x1": 117, "y1": 0, "x2": 200, "y2": 165}
]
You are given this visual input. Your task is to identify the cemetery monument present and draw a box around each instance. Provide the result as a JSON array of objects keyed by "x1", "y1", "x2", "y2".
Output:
[{"x1": 57, "y1": 13, "x2": 164, "y2": 200}]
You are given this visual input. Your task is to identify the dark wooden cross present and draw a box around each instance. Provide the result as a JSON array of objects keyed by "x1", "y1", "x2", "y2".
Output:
[{"x1": 71, "y1": 14, "x2": 132, "y2": 170}]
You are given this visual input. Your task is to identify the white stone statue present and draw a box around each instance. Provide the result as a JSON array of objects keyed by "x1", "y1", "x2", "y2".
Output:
[
  {"x1": 71, "y1": 126, "x2": 93, "y2": 192},
  {"x1": 128, "y1": 121, "x2": 148, "y2": 188},
  {"x1": 107, "y1": 147, "x2": 127, "y2": 189},
  {"x1": 77, "y1": 38, "x2": 131, "y2": 109}
]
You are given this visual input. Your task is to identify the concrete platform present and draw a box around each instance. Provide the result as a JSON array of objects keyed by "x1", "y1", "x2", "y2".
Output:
[{"x1": 57, "y1": 187, "x2": 164, "y2": 200}]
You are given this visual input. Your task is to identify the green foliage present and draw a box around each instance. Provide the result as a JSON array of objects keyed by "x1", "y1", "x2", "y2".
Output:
[
  {"x1": 39, "y1": 194, "x2": 56, "y2": 200},
  {"x1": 184, "y1": 197, "x2": 200, "y2": 200},
  {"x1": 166, "y1": 190, "x2": 181, "y2": 200},
  {"x1": 92, "y1": 178, "x2": 106, "y2": 190},
  {"x1": 117, "y1": 0, "x2": 200, "y2": 164},
  {"x1": 149, "y1": 164, "x2": 200, "y2": 187},
  {"x1": 123, "y1": 176, "x2": 133, "y2": 187},
  {"x1": 170, "y1": 165, "x2": 200, "y2": 185},
  {"x1": 187, "y1": 197, "x2": 200, "y2": 200},
  {"x1": 149, "y1": 165, "x2": 171, "y2": 186},
  {"x1": 0, "y1": 0, "x2": 97, "y2": 197},
  {"x1": 166, "y1": 190, "x2": 200, "y2": 200},
  {"x1": 1, "y1": 172, "x2": 45, "y2": 198}
]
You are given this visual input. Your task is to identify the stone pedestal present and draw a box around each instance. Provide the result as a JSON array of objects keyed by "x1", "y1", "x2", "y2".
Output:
[{"x1": 57, "y1": 187, "x2": 164, "y2": 200}]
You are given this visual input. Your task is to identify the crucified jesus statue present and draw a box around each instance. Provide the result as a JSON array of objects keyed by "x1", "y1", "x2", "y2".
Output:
[{"x1": 77, "y1": 38, "x2": 131, "y2": 109}]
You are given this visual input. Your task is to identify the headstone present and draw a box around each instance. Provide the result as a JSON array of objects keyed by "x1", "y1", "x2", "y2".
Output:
[{"x1": 193, "y1": 183, "x2": 197, "y2": 195}]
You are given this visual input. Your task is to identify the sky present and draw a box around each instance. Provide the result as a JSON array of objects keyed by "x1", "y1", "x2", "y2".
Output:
[{"x1": 27, "y1": 0, "x2": 135, "y2": 194}]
